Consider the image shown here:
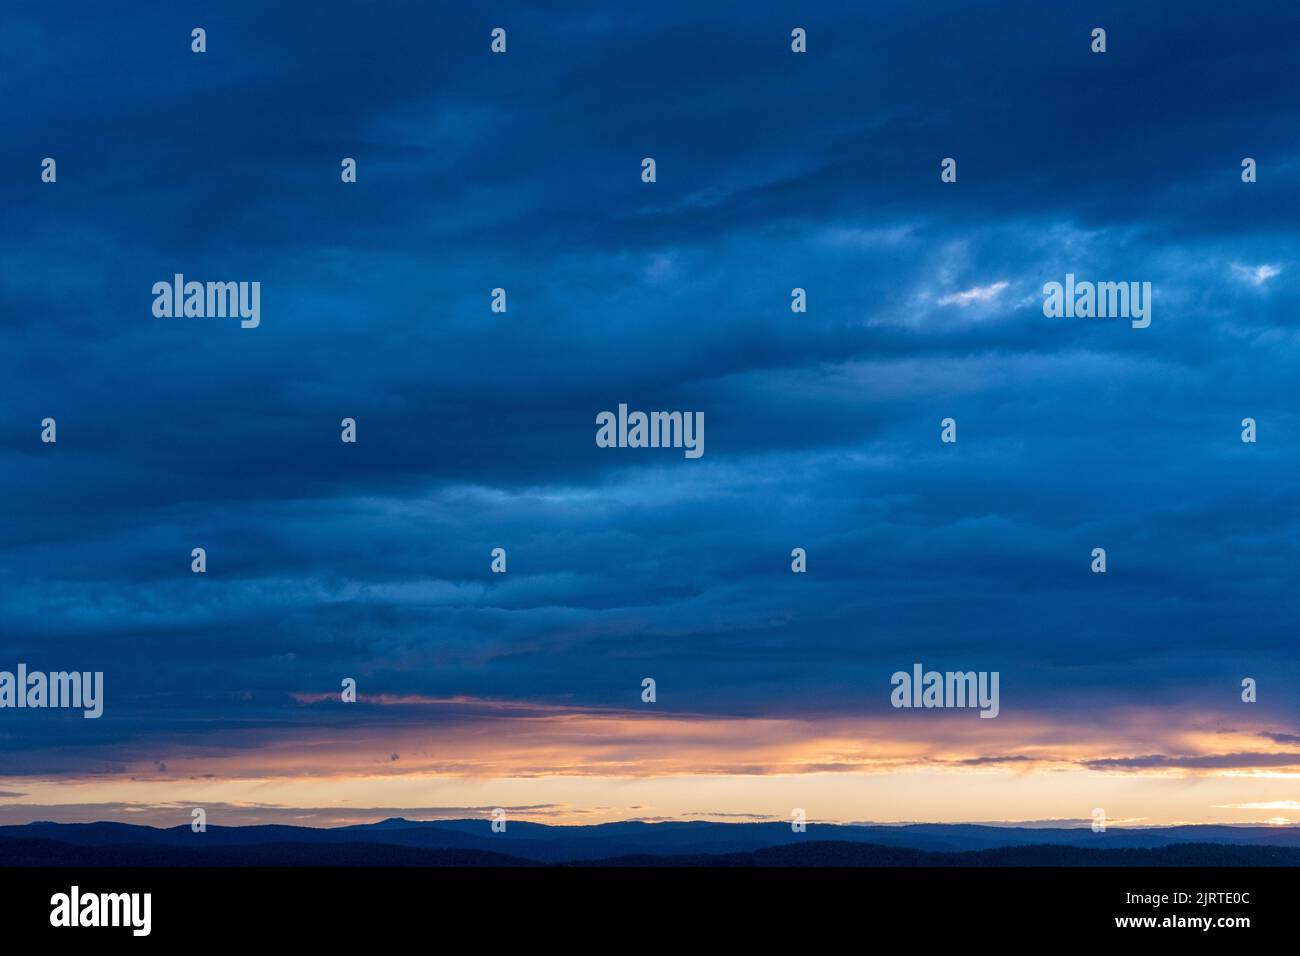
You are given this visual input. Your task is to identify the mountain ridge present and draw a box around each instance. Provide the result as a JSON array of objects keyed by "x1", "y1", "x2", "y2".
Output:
[
  {"x1": 4, "y1": 835, "x2": 1299, "y2": 867},
  {"x1": 3, "y1": 819, "x2": 1299, "y2": 865}
]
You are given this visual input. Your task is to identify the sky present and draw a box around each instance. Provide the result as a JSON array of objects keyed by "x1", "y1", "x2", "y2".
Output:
[{"x1": 1, "y1": 0, "x2": 1299, "y2": 829}]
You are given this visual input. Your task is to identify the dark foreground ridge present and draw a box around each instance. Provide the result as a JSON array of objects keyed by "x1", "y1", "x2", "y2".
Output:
[
  {"x1": 6, "y1": 817, "x2": 1300, "y2": 860},
  {"x1": 4, "y1": 834, "x2": 1299, "y2": 867}
]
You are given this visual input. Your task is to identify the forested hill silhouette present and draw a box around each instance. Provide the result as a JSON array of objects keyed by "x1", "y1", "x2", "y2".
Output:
[
  {"x1": 580, "y1": 841, "x2": 1300, "y2": 867},
  {"x1": 3, "y1": 836, "x2": 1298, "y2": 867},
  {"x1": 3, "y1": 819, "x2": 1300, "y2": 866}
]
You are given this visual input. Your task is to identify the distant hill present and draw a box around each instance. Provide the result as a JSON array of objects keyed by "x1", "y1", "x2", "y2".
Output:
[
  {"x1": 582, "y1": 841, "x2": 1300, "y2": 867},
  {"x1": 2, "y1": 816, "x2": 1300, "y2": 858},
  {"x1": 3, "y1": 834, "x2": 1298, "y2": 867},
  {"x1": 3, "y1": 818, "x2": 1299, "y2": 866},
  {"x1": 0, "y1": 837, "x2": 533, "y2": 867}
]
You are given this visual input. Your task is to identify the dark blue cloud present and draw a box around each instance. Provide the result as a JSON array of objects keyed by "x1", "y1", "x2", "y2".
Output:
[{"x1": 2, "y1": 0, "x2": 1299, "y2": 769}]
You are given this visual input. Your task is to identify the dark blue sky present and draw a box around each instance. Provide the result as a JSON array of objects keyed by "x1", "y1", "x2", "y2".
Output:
[{"x1": 1, "y1": 0, "x2": 1298, "y2": 825}]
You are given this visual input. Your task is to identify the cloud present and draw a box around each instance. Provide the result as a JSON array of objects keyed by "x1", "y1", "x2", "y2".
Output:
[
  {"x1": 938, "y1": 281, "x2": 1010, "y2": 307},
  {"x1": 1231, "y1": 263, "x2": 1281, "y2": 285},
  {"x1": 1259, "y1": 732, "x2": 1300, "y2": 745},
  {"x1": 0, "y1": 802, "x2": 568, "y2": 828},
  {"x1": 1, "y1": 0, "x2": 1299, "y2": 825},
  {"x1": 1085, "y1": 753, "x2": 1300, "y2": 771}
]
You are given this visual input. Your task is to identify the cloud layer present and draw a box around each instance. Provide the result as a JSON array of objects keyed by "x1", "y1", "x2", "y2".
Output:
[{"x1": 1, "y1": 0, "x2": 1298, "y2": 825}]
